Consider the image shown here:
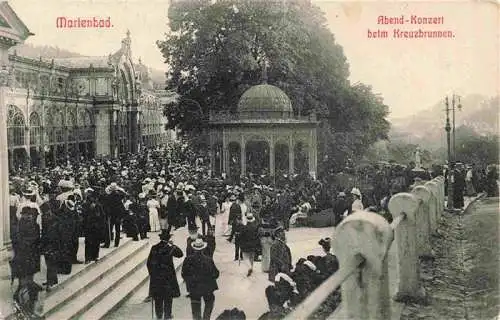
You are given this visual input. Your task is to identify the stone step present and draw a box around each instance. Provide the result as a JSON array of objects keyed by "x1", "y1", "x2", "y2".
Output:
[
  {"x1": 83, "y1": 257, "x2": 185, "y2": 320},
  {"x1": 43, "y1": 239, "x2": 148, "y2": 318},
  {"x1": 45, "y1": 243, "x2": 151, "y2": 320},
  {"x1": 46, "y1": 238, "x2": 136, "y2": 299},
  {"x1": 2, "y1": 237, "x2": 137, "y2": 320}
]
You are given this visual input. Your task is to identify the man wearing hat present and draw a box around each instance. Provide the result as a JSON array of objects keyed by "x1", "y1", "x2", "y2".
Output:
[
  {"x1": 332, "y1": 192, "x2": 349, "y2": 226},
  {"x1": 147, "y1": 231, "x2": 183, "y2": 320},
  {"x1": 182, "y1": 238, "x2": 220, "y2": 320},
  {"x1": 186, "y1": 225, "x2": 201, "y2": 257},
  {"x1": 238, "y1": 213, "x2": 259, "y2": 277}
]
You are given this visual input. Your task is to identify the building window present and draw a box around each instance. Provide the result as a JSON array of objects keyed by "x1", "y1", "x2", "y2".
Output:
[
  {"x1": 29, "y1": 112, "x2": 41, "y2": 146},
  {"x1": 7, "y1": 105, "x2": 25, "y2": 148}
]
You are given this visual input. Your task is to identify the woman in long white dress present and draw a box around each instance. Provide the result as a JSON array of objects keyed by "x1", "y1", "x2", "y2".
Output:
[
  {"x1": 350, "y1": 188, "x2": 364, "y2": 213},
  {"x1": 146, "y1": 193, "x2": 161, "y2": 233}
]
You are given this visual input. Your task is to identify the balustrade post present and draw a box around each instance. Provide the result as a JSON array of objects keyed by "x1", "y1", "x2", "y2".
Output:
[
  {"x1": 333, "y1": 211, "x2": 393, "y2": 320},
  {"x1": 388, "y1": 193, "x2": 428, "y2": 304},
  {"x1": 412, "y1": 186, "x2": 434, "y2": 259},
  {"x1": 424, "y1": 181, "x2": 439, "y2": 234},
  {"x1": 434, "y1": 177, "x2": 445, "y2": 218}
]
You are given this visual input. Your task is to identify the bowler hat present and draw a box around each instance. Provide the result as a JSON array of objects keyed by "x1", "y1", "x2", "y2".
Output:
[{"x1": 159, "y1": 231, "x2": 172, "y2": 241}]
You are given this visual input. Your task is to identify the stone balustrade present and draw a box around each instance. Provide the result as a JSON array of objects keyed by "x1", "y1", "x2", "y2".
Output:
[{"x1": 285, "y1": 176, "x2": 445, "y2": 320}]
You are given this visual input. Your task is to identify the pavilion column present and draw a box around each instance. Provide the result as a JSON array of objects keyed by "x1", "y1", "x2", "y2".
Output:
[
  {"x1": 288, "y1": 135, "x2": 294, "y2": 175},
  {"x1": 240, "y1": 136, "x2": 246, "y2": 177},
  {"x1": 222, "y1": 132, "x2": 229, "y2": 178},
  {"x1": 308, "y1": 129, "x2": 317, "y2": 179},
  {"x1": 130, "y1": 110, "x2": 139, "y2": 153},
  {"x1": 269, "y1": 136, "x2": 275, "y2": 178}
]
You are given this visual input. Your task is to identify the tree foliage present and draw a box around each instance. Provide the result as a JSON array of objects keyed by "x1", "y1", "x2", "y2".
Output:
[
  {"x1": 454, "y1": 126, "x2": 498, "y2": 166},
  {"x1": 157, "y1": 0, "x2": 390, "y2": 170}
]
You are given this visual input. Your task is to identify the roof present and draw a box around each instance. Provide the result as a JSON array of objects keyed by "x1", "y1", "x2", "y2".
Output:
[
  {"x1": 238, "y1": 84, "x2": 293, "y2": 117},
  {"x1": 0, "y1": 2, "x2": 34, "y2": 43},
  {"x1": 52, "y1": 56, "x2": 111, "y2": 69}
]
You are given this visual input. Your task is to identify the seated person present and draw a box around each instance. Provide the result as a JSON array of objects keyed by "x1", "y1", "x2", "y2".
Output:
[{"x1": 265, "y1": 272, "x2": 300, "y2": 317}]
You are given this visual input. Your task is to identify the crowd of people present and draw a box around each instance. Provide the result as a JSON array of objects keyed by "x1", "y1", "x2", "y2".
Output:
[{"x1": 7, "y1": 139, "x2": 498, "y2": 319}]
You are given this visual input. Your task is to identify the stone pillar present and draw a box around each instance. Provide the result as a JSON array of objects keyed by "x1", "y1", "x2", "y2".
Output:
[
  {"x1": 424, "y1": 181, "x2": 439, "y2": 235},
  {"x1": 130, "y1": 110, "x2": 138, "y2": 153},
  {"x1": 288, "y1": 135, "x2": 294, "y2": 175},
  {"x1": 108, "y1": 110, "x2": 115, "y2": 157},
  {"x1": 269, "y1": 136, "x2": 275, "y2": 178},
  {"x1": 412, "y1": 185, "x2": 434, "y2": 259},
  {"x1": 40, "y1": 126, "x2": 46, "y2": 169},
  {"x1": 0, "y1": 87, "x2": 9, "y2": 249},
  {"x1": 240, "y1": 136, "x2": 246, "y2": 177},
  {"x1": 333, "y1": 211, "x2": 393, "y2": 320},
  {"x1": 24, "y1": 126, "x2": 30, "y2": 170},
  {"x1": 388, "y1": 193, "x2": 428, "y2": 304}
]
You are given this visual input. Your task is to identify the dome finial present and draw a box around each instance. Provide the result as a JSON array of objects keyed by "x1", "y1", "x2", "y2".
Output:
[{"x1": 261, "y1": 57, "x2": 269, "y2": 84}]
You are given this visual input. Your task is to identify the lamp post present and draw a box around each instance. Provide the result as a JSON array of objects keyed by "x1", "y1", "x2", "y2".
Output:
[{"x1": 444, "y1": 94, "x2": 462, "y2": 210}]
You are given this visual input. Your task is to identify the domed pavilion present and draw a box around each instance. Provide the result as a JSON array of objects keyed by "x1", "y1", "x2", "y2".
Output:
[{"x1": 208, "y1": 82, "x2": 319, "y2": 181}]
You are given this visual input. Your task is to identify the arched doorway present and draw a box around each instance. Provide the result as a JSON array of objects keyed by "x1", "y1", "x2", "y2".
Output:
[
  {"x1": 275, "y1": 143, "x2": 289, "y2": 177},
  {"x1": 246, "y1": 140, "x2": 270, "y2": 177},
  {"x1": 294, "y1": 141, "x2": 309, "y2": 175}
]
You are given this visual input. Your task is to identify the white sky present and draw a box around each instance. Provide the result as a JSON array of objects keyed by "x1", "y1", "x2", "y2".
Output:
[{"x1": 9, "y1": 0, "x2": 499, "y2": 119}]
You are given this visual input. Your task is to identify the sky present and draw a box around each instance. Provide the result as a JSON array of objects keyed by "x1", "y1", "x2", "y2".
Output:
[{"x1": 8, "y1": 0, "x2": 499, "y2": 120}]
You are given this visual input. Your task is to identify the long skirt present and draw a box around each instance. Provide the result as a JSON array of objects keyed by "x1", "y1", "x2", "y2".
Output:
[
  {"x1": 149, "y1": 210, "x2": 160, "y2": 232},
  {"x1": 466, "y1": 181, "x2": 476, "y2": 196},
  {"x1": 261, "y1": 237, "x2": 273, "y2": 272}
]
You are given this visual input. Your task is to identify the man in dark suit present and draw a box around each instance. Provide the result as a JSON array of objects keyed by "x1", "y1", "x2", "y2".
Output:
[
  {"x1": 182, "y1": 238, "x2": 220, "y2": 320},
  {"x1": 147, "y1": 231, "x2": 183, "y2": 320}
]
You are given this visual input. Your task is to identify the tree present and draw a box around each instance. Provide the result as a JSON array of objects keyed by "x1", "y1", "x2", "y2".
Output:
[
  {"x1": 157, "y1": 0, "x2": 390, "y2": 170},
  {"x1": 455, "y1": 133, "x2": 498, "y2": 166}
]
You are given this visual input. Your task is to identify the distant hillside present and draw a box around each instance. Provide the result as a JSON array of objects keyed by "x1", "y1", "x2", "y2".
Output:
[
  {"x1": 9, "y1": 43, "x2": 84, "y2": 59},
  {"x1": 390, "y1": 94, "x2": 499, "y2": 150}
]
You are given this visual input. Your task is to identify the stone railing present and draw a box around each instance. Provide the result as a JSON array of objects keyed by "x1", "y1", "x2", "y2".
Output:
[{"x1": 285, "y1": 176, "x2": 445, "y2": 320}]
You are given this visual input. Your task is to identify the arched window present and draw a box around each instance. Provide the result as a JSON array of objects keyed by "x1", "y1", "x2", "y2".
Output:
[
  {"x1": 29, "y1": 112, "x2": 41, "y2": 146},
  {"x1": 7, "y1": 105, "x2": 25, "y2": 147}
]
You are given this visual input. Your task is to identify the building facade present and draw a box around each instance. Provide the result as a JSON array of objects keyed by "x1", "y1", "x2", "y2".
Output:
[{"x1": 6, "y1": 30, "x2": 171, "y2": 172}]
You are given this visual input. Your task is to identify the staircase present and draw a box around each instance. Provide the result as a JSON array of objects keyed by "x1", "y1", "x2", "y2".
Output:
[
  {"x1": 41, "y1": 238, "x2": 150, "y2": 320},
  {"x1": 3, "y1": 237, "x2": 152, "y2": 320}
]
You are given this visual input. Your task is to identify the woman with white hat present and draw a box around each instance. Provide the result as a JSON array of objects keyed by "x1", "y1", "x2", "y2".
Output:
[{"x1": 350, "y1": 188, "x2": 364, "y2": 213}]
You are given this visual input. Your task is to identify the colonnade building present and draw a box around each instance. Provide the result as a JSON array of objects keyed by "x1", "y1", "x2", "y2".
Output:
[{"x1": 5, "y1": 30, "x2": 172, "y2": 172}]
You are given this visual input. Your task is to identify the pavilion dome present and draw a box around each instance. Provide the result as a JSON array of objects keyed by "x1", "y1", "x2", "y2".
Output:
[{"x1": 237, "y1": 84, "x2": 293, "y2": 118}]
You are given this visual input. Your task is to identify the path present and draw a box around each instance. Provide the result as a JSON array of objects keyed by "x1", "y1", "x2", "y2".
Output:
[
  {"x1": 105, "y1": 227, "x2": 334, "y2": 320},
  {"x1": 401, "y1": 196, "x2": 499, "y2": 320}
]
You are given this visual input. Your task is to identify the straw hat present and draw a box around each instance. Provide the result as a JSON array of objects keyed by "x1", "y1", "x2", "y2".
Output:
[
  {"x1": 351, "y1": 187, "x2": 361, "y2": 197},
  {"x1": 246, "y1": 213, "x2": 255, "y2": 223},
  {"x1": 65, "y1": 199, "x2": 76, "y2": 211},
  {"x1": 191, "y1": 238, "x2": 207, "y2": 251}
]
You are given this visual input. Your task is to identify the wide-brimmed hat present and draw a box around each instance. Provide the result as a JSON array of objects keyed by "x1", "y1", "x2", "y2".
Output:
[
  {"x1": 338, "y1": 192, "x2": 346, "y2": 197},
  {"x1": 22, "y1": 187, "x2": 36, "y2": 197},
  {"x1": 351, "y1": 188, "x2": 361, "y2": 197},
  {"x1": 65, "y1": 199, "x2": 76, "y2": 211},
  {"x1": 229, "y1": 194, "x2": 236, "y2": 201},
  {"x1": 159, "y1": 231, "x2": 172, "y2": 241},
  {"x1": 191, "y1": 238, "x2": 207, "y2": 251},
  {"x1": 319, "y1": 237, "x2": 331, "y2": 248},
  {"x1": 246, "y1": 213, "x2": 255, "y2": 223}
]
